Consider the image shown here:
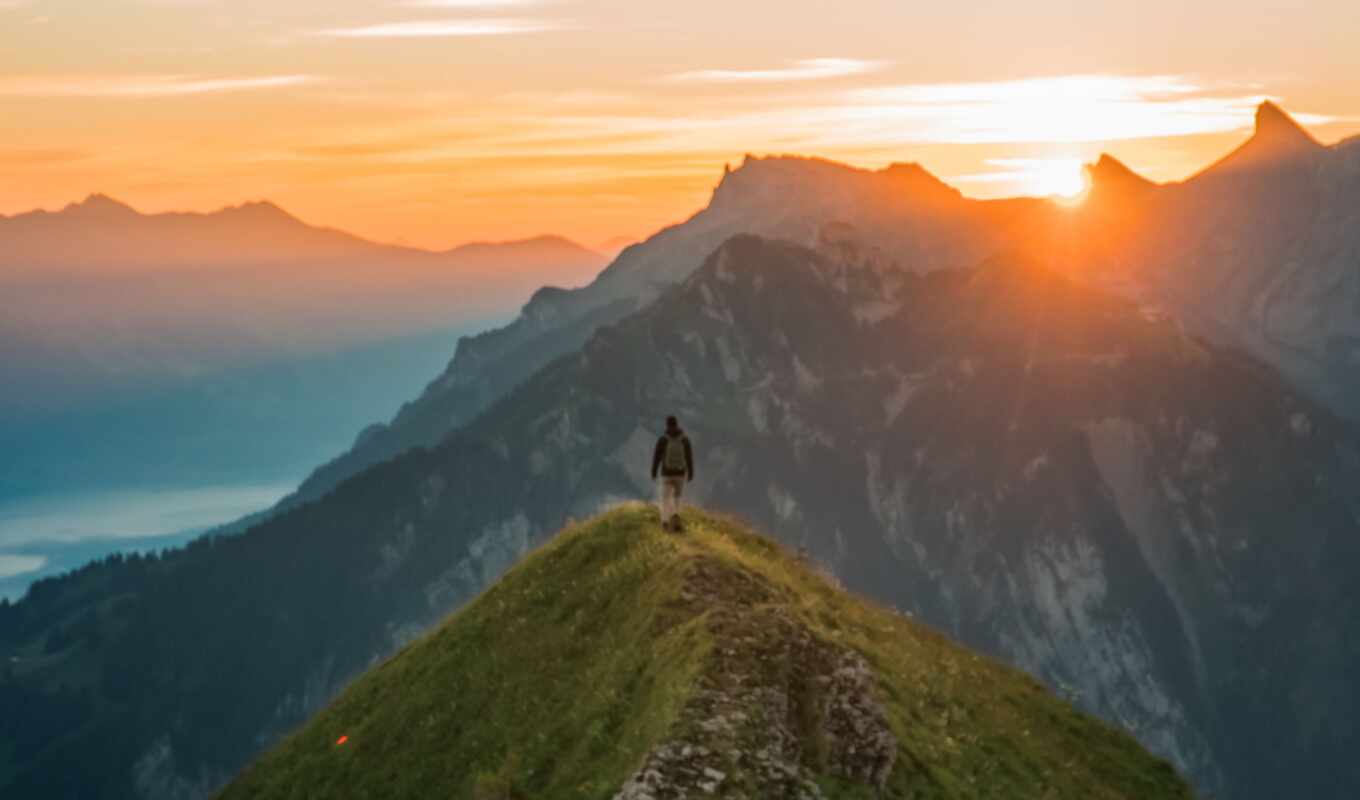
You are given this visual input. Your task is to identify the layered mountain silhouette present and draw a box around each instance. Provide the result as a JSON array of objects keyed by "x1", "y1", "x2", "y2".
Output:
[
  {"x1": 223, "y1": 506, "x2": 1191, "y2": 799},
  {"x1": 3, "y1": 102, "x2": 1359, "y2": 800},
  {"x1": 0, "y1": 195, "x2": 607, "y2": 415},
  {"x1": 0, "y1": 196, "x2": 607, "y2": 498}
]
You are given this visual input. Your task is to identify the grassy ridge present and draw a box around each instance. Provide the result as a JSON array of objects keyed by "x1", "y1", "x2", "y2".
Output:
[{"x1": 222, "y1": 505, "x2": 1192, "y2": 799}]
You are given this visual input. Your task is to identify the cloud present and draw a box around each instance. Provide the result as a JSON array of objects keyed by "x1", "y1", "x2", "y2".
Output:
[
  {"x1": 949, "y1": 158, "x2": 1083, "y2": 184},
  {"x1": 315, "y1": 18, "x2": 559, "y2": 38},
  {"x1": 300, "y1": 73, "x2": 1334, "y2": 174},
  {"x1": 840, "y1": 74, "x2": 1335, "y2": 144},
  {"x1": 0, "y1": 74, "x2": 321, "y2": 98},
  {"x1": 666, "y1": 58, "x2": 886, "y2": 84},
  {"x1": 0, "y1": 554, "x2": 45, "y2": 580}
]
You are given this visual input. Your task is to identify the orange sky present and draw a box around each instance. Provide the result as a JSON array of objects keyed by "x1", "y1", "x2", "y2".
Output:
[{"x1": 2, "y1": 0, "x2": 1358, "y2": 250}]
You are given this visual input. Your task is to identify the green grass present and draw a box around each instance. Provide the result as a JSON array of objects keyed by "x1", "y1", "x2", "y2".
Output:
[{"x1": 221, "y1": 504, "x2": 1193, "y2": 799}]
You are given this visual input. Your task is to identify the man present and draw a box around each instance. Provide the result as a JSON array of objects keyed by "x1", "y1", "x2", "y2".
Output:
[{"x1": 650, "y1": 415, "x2": 694, "y2": 531}]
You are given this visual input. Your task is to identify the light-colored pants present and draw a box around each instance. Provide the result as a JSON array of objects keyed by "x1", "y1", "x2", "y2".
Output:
[{"x1": 659, "y1": 476, "x2": 685, "y2": 520}]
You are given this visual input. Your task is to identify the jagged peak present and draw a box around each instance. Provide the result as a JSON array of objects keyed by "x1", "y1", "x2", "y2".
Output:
[
  {"x1": 1254, "y1": 101, "x2": 1322, "y2": 149},
  {"x1": 1196, "y1": 101, "x2": 1324, "y2": 179},
  {"x1": 1084, "y1": 154, "x2": 1158, "y2": 195},
  {"x1": 710, "y1": 153, "x2": 959, "y2": 209},
  {"x1": 878, "y1": 161, "x2": 960, "y2": 195}
]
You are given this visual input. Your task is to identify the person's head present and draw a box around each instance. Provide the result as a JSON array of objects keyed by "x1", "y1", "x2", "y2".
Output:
[{"x1": 665, "y1": 415, "x2": 680, "y2": 432}]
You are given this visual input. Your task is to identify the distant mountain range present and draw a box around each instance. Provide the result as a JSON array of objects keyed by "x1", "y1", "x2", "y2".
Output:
[
  {"x1": 0, "y1": 196, "x2": 608, "y2": 498},
  {"x1": 3, "y1": 103, "x2": 1358, "y2": 800},
  {"x1": 1, "y1": 194, "x2": 607, "y2": 415}
]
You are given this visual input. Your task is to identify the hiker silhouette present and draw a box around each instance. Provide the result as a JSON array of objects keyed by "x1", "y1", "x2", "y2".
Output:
[{"x1": 650, "y1": 415, "x2": 693, "y2": 531}]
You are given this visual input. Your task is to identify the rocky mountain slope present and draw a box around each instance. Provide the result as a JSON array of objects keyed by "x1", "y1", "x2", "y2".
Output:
[
  {"x1": 4, "y1": 235, "x2": 1356, "y2": 799},
  {"x1": 223, "y1": 505, "x2": 1191, "y2": 800},
  {"x1": 276, "y1": 102, "x2": 1360, "y2": 523},
  {"x1": 279, "y1": 155, "x2": 1021, "y2": 509},
  {"x1": 1016, "y1": 103, "x2": 1360, "y2": 420},
  {"x1": 1143, "y1": 103, "x2": 1360, "y2": 417}
]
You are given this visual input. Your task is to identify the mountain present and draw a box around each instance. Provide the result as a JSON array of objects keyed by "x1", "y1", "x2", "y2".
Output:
[
  {"x1": 0, "y1": 196, "x2": 607, "y2": 498},
  {"x1": 223, "y1": 505, "x2": 1192, "y2": 800},
  {"x1": 1014, "y1": 103, "x2": 1360, "y2": 423},
  {"x1": 1129, "y1": 104, "x2": 1360, "y2": 420},
  {"x1": 277, "y1": 155, "x2": 1013, "y2": 510},
  {"x1": 4, "y1": 235, "x2": 1357, "y2": 799},
  {"x1": 1194, "y1": 101, "x2": 1325, "y2": 178},
  {"x1": 285, "y1": 102, "x2": 1360, "y2": 520},
  {"x1": 0, "y1": 195, "x2": 607, "y2": 416}
]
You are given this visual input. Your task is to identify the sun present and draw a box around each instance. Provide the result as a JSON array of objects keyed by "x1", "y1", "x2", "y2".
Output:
[{"x1": 1029, "y1": 158, "x2": 1090, "y2": 204}]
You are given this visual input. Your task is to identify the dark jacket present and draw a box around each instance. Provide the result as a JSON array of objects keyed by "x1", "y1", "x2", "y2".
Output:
[{"x1": 651, "y1": 430, "x2": 694, "y2": 480}]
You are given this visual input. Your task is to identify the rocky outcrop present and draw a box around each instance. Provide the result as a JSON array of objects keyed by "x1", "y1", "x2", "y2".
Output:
[{"x1": 615, "y1": 557, "x2": 895, "y2": 799}]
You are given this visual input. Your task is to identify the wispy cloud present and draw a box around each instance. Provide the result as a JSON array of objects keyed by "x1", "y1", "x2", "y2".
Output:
[
  {"x1": 291, "y1": 73, "x2": 1334, "y2": 177},
  {"x1": 949, "y1": 158, "x2": 1085, "y2": 186},
  {"x1": 0, "y1": 555, "x2": 46, "y2": 581},
  {"x1": 842, "y1": 74, "x2": 1334, "y2": 144},
  {"x1": 0, "y1": 74, "x2": 321, "y2": 98},
  {"x1": 315, "y1": 18, "x2": 559, "y2": 38},
  {"x1": 666, "y1": 58, "x2": 886, "y2": 84}
]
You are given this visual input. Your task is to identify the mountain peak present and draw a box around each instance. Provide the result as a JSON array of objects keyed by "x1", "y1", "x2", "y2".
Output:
[
  {"x1": 1197, "y1": 101, "x2": 1323, "y2": 178},
  {"x1": 222, "y1": 199, "x2": 300, "y2": 224},
  {"x1": 64, "y1": 193, "x2": 138, "y2": 217},
  {"x1": 1084, "y1": 154, "x2": 1158, "y2": 196},
  {"x1": 709, "y1": 155, "x2": 961, "y2": 216},
  {"x1": 1254, "y1": 101, "x2": 1321, "y2": 149}
]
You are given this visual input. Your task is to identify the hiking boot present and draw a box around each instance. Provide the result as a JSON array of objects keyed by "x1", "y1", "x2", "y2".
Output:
[{"x1": 670, "y1": 514, "x2": 682, "y2": 532}]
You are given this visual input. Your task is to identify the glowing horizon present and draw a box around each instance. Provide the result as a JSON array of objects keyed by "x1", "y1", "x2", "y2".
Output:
[{"x1": 2, "y1": 0, "x2": 1358, "y2": 249}]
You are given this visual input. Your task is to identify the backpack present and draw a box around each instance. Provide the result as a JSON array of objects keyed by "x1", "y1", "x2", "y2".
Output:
[{"x1": 663, "y1": 434, "x2": 687, "y2": 474}]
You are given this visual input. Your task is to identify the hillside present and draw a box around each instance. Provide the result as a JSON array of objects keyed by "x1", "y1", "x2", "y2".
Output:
[
  {"x1": 223, "y1": 505, "x2": 1191, "y2": 800},
  {"x1": 5, "y1": 235, "x2": 1358, "y2": 799}
]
